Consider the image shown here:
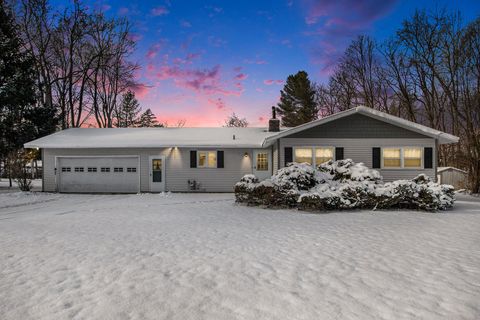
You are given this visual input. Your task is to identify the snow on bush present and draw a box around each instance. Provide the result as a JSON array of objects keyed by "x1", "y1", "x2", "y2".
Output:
[
  {"x1": 235, "y1": 160, "x2": 455, "y2": 212},
  {"x1": 318, "y1": 159, "x2": 382, "y2": 182}
]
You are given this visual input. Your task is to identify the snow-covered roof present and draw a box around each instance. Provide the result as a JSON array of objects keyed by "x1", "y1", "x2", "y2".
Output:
[
  {"x1": 262, "y1": 106, "x2": 459, "y2": 146},
  {"x1": 437, "y1": 167, "x2": 467, "y2": 174},
  {"x1": 24, "y1": 127, "x2": 281, "y2": 149},
  {"x1": 25, "y1": 106, "x2": 459, "y2": 149}
]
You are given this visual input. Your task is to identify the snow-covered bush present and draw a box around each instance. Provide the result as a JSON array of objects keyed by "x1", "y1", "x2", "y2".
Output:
[
  {"x1": 235, "y1": 159, "x2": 455, "y2": 212},
  {"x1": 377, "y1": 177, "x2": 455, "y2": 211},
  {"x1": 318, "y1": 159, "x2": 382, "y2": 182},
  {"x1": 235, "y1": 178, "x2": 299, "y2": 207},
  {"x1": 271, "y1": 163, "x2": 322, "y2": 191}
]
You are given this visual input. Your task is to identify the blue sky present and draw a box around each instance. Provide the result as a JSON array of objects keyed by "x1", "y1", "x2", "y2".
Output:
[{"x1": 55, "y1": 0, "x2": 480, "y2": 126}]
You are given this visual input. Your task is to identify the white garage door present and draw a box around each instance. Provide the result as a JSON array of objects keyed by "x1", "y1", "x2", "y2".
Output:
[{"x1": 57, "y1": 157, "x2": 140, "y2": 193}]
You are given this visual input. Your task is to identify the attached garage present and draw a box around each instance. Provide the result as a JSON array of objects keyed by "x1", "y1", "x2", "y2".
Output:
[{"x1": 57, "y1": 156, "x2": 140, "y2": 193}]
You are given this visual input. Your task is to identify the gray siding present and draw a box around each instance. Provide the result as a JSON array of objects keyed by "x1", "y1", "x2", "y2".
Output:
[
  {"x1": 286, "y1": 114, "x2": 430, "y2": 139},
  {"x1": 43, "y1": 148, "x2": 255, "y2": 192},
  {"x1": 279, "y1": 138, "x2": 436, "y2": 181}
]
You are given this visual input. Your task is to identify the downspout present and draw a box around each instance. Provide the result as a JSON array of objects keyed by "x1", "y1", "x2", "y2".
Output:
[
  {"x1": 41, "y1": 148, "x2": 45, "y2": 192},
  {"x1": 277, "y1": 139, "x2": 281, "y2": 171}
]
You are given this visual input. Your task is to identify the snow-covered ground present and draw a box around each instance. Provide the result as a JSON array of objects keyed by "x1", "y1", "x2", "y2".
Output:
[
  {"x1": 0, "y1": 179, "x2": 42, "y2": 192},
  {"x1": 0, "y1": 192, "x2": 479, "y2": 320}
]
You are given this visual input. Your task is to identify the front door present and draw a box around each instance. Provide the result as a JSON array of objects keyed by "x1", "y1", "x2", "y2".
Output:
[
  {"x1": 149, "y1": 156, "x2": 165, "y2": 192},
  {"x1": 253, "y1": 149, "x2": 271, "y2": 180}
]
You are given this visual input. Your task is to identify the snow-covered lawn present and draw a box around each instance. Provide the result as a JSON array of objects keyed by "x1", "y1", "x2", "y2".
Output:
[
  {"x1": 1, "y1": 193, "x2": 479, "y2": 320},
  {"x1": 0, "y1": 179, "x2": 42, "y2": 192}
]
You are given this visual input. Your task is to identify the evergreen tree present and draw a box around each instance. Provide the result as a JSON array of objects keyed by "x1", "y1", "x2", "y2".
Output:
[
  {"x1": 138, "y1": 109, "x2": 163, "y2": 127},
  {"x1": 0, "y1": 2, "x2": 55, "y2": 157},
  {"x1": 224, "y1": 113, "x2": 248, "y2": 127},
  {"x1": 276, "y1": 71, "x2": 318, "y2": 127},
  {"x1": 115, "y1": 90, "x2": 141, "y2": 127}
]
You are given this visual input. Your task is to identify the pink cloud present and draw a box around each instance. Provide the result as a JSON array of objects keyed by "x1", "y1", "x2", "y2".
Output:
[
  {"x1": 151, "y1": 6, "x2": 169, "y2": 16},
  {"x1": 263, "y1": 79, "x2": 284, "y2": 85},
  {"x1": 131, "y1": 85, "x2": 150, "y2": 99},
  {"x1": 118, "y1": 7, "x2": 129, "y2": 15},
  {"x1": 152, "y1": 64, "x2": 243, "y2": 97},
  {"x1": 302, "y1": 0, "x2": 398, "y2": 74},
  {"x1": 208, "y1": 98, "x2": 227, "y2": 110},
  {"x1": 173, "y1": 53, "x2": 200, "y2": 65},
  {"x1": 128, "y1": 33, "x2": 142, "y2": 42},
  {"x1": 235, "y1": 73, "x2": 248, "y2": 81},
  {"x1": 146, "y1": 43, "x2": 162, "y2": 59},
  {"x1": 101, "y1": 4, "x2": 111, "y2": 11}
]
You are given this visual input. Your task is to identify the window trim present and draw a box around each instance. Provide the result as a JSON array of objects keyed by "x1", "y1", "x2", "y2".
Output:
[
  {"x1": 292, "y1": 146, "x2": 335, "y2": 166},
  {"x1": 255, "y1": 152, "x2": 269, "y2": 171},
  {"x1": 381, "y1": 147, "x2": 423, "y2": 169},
  {"x1": 197, "y1": 150, "x2": 217, "y2": 168}
]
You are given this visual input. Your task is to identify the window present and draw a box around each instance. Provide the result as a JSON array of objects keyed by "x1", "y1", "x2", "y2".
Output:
[
  {"x1": 127, "y1": 167, "x2": 137, "y2": 173},
  {"x1": 101, "y1": 167, "x2": 110, "y2": 173},
  {"x1": 87, "y1": 167, "x2": 97, "y2": 172},
  {"x1": 315, "y1": 147, "x2": 334, "y2": 165},
  {"x1": 74, "y1": 167, "x2": 84, "y2": 172},
  {"x1": 113, "y1": 167, "x2": 123, "y2": 172},
  {"x1": 61, "y1": 167, "x2": 71, "y2": 172},
  {"x1": 256, "y1": 153, "x2": 268, "y2": 171},
  {"x1": 383, "y1": 148, "x2": 401, "y2": 168},
  {"x1": 198, "y1": 151, "x2": 217, "y2": 168},
  {"x1": 404, "y1": 148, "x2": 422, "y2": 168},
  {"x1": 382, "y1": 147, "x2": 423, "y2": 168},
  {"x1": 294, "y1": 148, "x2": 313, "y2": 165},
  {"x1": 294, "y1": 147, "x2": 334, "y2": 166}
]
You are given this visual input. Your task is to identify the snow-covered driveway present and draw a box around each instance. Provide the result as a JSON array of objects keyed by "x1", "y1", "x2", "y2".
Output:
[{"x1": 1, "y1": 192, "x2": 479, "y2": 320}]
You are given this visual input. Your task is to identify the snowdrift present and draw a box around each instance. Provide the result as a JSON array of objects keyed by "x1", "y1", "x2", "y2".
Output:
[{"x1": 235, "y1": 159, "x2": 455, "y2": 212}]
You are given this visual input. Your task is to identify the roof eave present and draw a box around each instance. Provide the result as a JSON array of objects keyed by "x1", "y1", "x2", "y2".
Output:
[{"x1": 24, "y1": 143, "x2": 266, "y2": 149}]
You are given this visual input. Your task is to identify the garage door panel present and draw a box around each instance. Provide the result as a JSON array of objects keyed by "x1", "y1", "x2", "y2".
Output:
[{"x1": 58, "y1": 157, "x2": 139, "y2": 193}]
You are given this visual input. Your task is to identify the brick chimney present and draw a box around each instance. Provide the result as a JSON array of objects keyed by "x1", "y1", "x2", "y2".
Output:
[{"x1": 268, "y1": 106, "x2": 280, "y2": 132}]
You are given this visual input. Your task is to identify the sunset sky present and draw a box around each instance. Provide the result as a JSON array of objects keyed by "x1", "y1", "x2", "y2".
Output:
[{"x1": 56, "y1": 0, "x2": 480, "y2": 127}]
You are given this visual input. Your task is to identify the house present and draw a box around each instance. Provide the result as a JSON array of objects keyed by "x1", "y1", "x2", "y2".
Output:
[
  {"x1": 437, "y1": 167, "x2": 468, "y2": 190},
  {"x1": 24, "y1": 106, "x2": 459, "y2": 193}
]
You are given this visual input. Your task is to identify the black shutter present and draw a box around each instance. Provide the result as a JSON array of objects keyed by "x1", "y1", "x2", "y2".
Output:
[
  {"x1": 335, "y1": 147, "x2": 344, "y2": 161},
  {"x1": 424, "y1": 147, "x2": 433, "y2": 169},
  {"x1": 190, "y1": 150, "x2": 197, "y2": 168},
  {"x1": 217, "y1": 150, "x2": 224, "y2": 168},
  {"x1": 372, "y1": 147, "x2": 381, "y2": 168},
  {"x1": 284, "y1": 147, "x2": 293, "y2": 166}
]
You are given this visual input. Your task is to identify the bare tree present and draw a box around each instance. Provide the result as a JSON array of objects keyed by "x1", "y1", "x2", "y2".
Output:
[
  {"x1": 224, "y1": 113, "x2": 248, "y2": 127},
  {"x1": 15, "y1": 0, "x2": 139, "y2": 128},
  {"x1": 315, "y1": 10, "x2": 480, "y2": 192}
]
